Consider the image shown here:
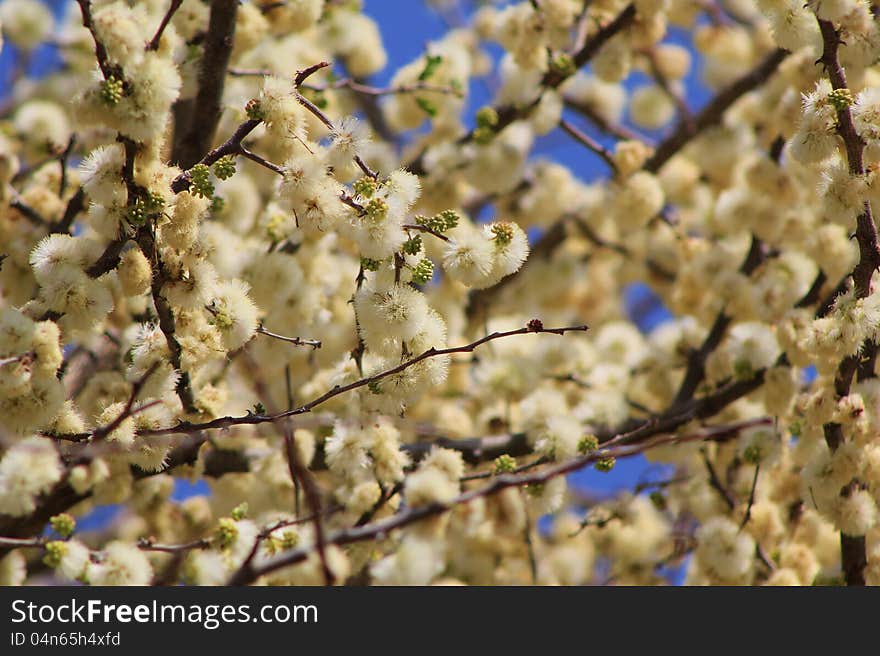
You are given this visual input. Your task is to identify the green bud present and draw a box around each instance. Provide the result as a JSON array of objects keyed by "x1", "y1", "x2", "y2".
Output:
[
  {"x1": 353, "y1": 176, "x2": 378, "y2": 198},
  {"x1": 189, "y1": 164, "x2": 214, "y2": 199},
  {"x1": 146, "y1": 191, "x2": 165, "y2": 211},
  {"x1": 367, "y1": 380, "x2": 383, "y2": 395},
  {"x1": 126, "y1": 193, "x2": 164, "y2": 226},
  {"x1": 50, "y1": 513, "x2": 76, "y2": 539},
  {"x1": 215, "y1": 518, "x2": 239, "y2": 549},
  {"x1": 245, "y1": 98, "x2": 265, "y2": 121},
  {"x1": 213, "y1": 156, "x2": 236, "y2": 181},
  {"x1": 490, "y1": 222, "x2": 514, "y2": 246},
  {"x1": 411, "y1": 258, "x2": 434, "y2": 285},
  {"x1": 360, "y1": 257, "x2": 381, "y2": 271},
  {"x1": 476, "y1": 106, "x2": 499, "y2": 129},
  {"x1": 649, "y1": 490, "x2": 667, "y2": 511},
  {"x1": 402, "y1": 235, "x2": 423, "y2": 255},
  {"x1": 743, "y1": 444, "x2": 762, "y2": 465},
  {"x1": 43, "y1": 541, "x2": 68, "y2": 568},
  {"x1": 415, "y1": 209, "x2": 459, "y2": 233},
  {"x1": 473, "y1": 125, "x2": 495, "y2": 145},
  {"x1": 416, "y1": 97, "x2": 438, "y2": 117},
  {"x1": 733, "y1": 358, "x2": 755, "y2": 381},
  {"x1": 437, "y1": 209, "x2": 459, "y2": 230},
  {"x1": 127, "y1": 201, "x2": 147, "y2": 226},
  {"x1": 828, "y1": 88, "x2": 853, "y2": 111},
  {"x1": 493, "y1": 454, "x2": 516, "y2": 474},
  {"x1": 264, "y1": 536, "x2": 281, "y2": 556},
  {"x1": 418, "y1": 54, "x2": 443, "y2": 82},
  {"x1": 100, "y1": 75, "x2": 124, "y2": 105},
  {"x1": 577, "y1": 434, "x2": 599, "y2": 455},
  {"x1": 364, "y1": 197, "x2": 388, "y2": 220},
  {"x1": 280, "y1": 530, "x2": 299, "y2": 549},
  {"x1": 525, "y1": 482, "x2": 545, "y2": 497},
  {"x1": 595, "y1": 457, "x2": 616, "y2": 472},
  {"x1": 231, "y1": 502, "x2": 249, "y2": 521},
  {"x1": 265, "y1": 212, "x2": 287, "y2": 242},
  {"x1": 550, "y1": 53, "x2": 576, "y2": 78}
]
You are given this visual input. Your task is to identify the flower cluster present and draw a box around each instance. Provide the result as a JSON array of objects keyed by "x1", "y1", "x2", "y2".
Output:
[{"x1": 3, "y1": 0, "x2": 880, "y2": 588}]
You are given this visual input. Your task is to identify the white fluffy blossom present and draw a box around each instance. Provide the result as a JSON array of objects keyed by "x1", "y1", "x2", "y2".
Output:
[{"x1": 0, "y1": 438, "x2": 62, "y2": 517}]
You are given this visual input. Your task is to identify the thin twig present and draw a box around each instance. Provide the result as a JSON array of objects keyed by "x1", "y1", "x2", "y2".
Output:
[
  {"x1": 52, "y1": 187, "x2": 85, "y2": 234},
  {"x1": 559, "y1": 118, "x2": 618, "y2": 173},
  {"x1": 644, "y1": 48, "x2": 787, "y2": 172},
  {"x1": 701, "y1": 449, "x2": 736, "y2": 511},
  {"x1": 229, "y1": 418, "x2": 768, "y2": 585},
  {"x1": 135, "y1": 323, "x2": 589, "y2": 438},
  {"x1": 740, "y1": 463, "x2": 760, "y2": 530},
  {"x1": 138, "y1": 537, "x2": 210, "y2": 553},
  {"x1": 642, "y1": 47, "x2": 694, "y2": 132},
  {"x1": 9, "y1": 197, "x2": 49, "y2": 227},
  {"x1": 236, "y1": 145, "x2": 285, "y2": 175},
  {"x1": 146, "y1": 0, "x2": 184, "y2": 52},
  {"x1": 402, "y1": 223, "x2": 451, "y2": 242},
  {"x1": 57, "y1": 134, "x2": 76, "y2": 196},
  {"x1": 564, "y1": 98, "x2": 652, "y2": 143},
  {"x1": 76, "y1": 0, "x2": 115, "y2": 80},
  {"x1": 0, "y1": 536, "x2": 47, "y2": 549},
  {"x1": 171, "y1": 119, "x2": 261, "y2": 193},
  {"x1": 256, "y1": 325, "x2": 321, "y2": 349}
]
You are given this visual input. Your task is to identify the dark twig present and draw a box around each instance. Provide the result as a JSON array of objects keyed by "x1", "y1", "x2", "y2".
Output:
[
  {"x1": 171, "y1": 119, "x2": 261, "y2": 193},
  {"x1": 137, "y1": 323, "x2": 589, "y2": 438},
  {"x1": 57, "y1": 134, "x2": 76, "y2": 196},
  {"x1": 816, "y1": 18, "x2": 876, "y2": 587},
  {"x1": 402, "y1": 223, "x2": 451, "y2": 242},
  {"x1": 236, "y1": 145, "x2": 285, "y2": 175},
  {"x1": 230, "y1": 418, "x2": 767, "y2": 585},
  {"x1": 559, "y1": 118, "x2": 618, "y2": 173},
  {"x1": 173, "y1": 0, "x2": 238, "y2": 168},
  {"x1": 465, "y1": 50, "x2": 789, "y2": 324},
  {"x1": 670, "y1": 235, "x2": 767, "y2": 407},
  {"x1": 9, "y1": 197, "x2": 49, "y2": 227},
  {"x1": 645, "y1": 48, "x2": 787, "y2": 172},
  {"x1": 75, "y1": 0, "x2": 115, "y2": 80},
  {"x1": 52, "y1": 187, "x2": 85, "y2": 234},
  {"x1": 564, "y1": 98, "x2": 651, "y2": 144},
  {"x1": 86, "y1": 237, "x2": 128, "y2": 278},
  {"x1": 147, "y1": 0, "x2": 184, "y2": 52},
  {"x1": 702, "y1": 449, "x2": 735, "y2": 511},
  {"x1": 740, "y1": 463, "x2": 760, "y2": 531}
]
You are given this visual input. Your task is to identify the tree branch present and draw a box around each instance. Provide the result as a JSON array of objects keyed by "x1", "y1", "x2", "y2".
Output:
[
  {"x1": 147, "y1": 0, "x2": 184, "y2": 52},
  {"x1": 559, "y1": 118, "x2": 618, "y2": 173},
  {"x1": 644, "y1": 48, "x2": 787, "y2": 173},
  {"x1": 816, "y1": 18, "x2": 876, "y2": 586},
  {"x1": 172, "y1": 0, "x2": 238, "y2": 168},
  {"x1": 135, "y1": 322, "x2": 588, "y2": 438},
  {"x1": 229, "y1": 417, "x2": 768, "y2": 585}
]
